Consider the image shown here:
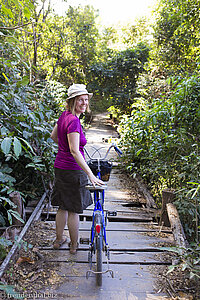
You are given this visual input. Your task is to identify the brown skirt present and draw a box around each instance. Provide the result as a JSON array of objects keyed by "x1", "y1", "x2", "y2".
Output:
[{"x1": 51, "y1": 168, "x2": 92, "y2": 213}]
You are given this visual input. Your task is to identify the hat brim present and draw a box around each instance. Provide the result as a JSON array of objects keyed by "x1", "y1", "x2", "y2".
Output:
[{"x1": 67, "y1": 92, "x2": 93, "y2": 100}]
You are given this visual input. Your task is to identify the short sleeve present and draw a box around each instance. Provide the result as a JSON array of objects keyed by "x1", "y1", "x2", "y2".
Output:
[{"x1": 67, "y1": 118, "x2": 81, "y2": 134}]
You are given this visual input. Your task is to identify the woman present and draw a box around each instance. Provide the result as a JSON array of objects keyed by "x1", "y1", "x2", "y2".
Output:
[{"x1": 50, "y1": 83, "x2": 104, "y2": 254}]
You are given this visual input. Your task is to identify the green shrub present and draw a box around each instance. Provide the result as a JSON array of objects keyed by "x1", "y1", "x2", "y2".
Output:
[{"x1": 118, "y1": 74, "x2": 200, "y2": 241}]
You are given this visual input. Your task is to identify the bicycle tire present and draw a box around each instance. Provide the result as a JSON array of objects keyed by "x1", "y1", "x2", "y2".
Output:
[{"x1": 96, "y1": 235, "x2": 103, "y2": 286}]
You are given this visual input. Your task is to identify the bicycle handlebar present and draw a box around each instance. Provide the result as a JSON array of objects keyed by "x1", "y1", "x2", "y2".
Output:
[
  {"x1": 113, "y1": 144, "x2": 123, "y2": 156},
  {"x1": 84, "y1": 143, "x2": 122, "y2": 161}
]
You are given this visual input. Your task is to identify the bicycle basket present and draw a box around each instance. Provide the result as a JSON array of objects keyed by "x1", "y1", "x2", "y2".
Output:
[{"x1": 88, "y1": 160, "x2": 113, "y2": 181}]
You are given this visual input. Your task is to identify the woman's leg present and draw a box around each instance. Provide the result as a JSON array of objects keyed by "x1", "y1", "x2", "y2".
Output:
[
  {"x1": 68, "y1": 212, "x2": 79, "y2": 250},
  {"x1": 55, "y1": 209, "x2": 68, "y2": 241}
]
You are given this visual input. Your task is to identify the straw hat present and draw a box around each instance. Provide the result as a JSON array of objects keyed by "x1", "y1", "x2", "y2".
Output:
[{"x1": 67, "y1": 84, "x2": 93, "y2": 100}]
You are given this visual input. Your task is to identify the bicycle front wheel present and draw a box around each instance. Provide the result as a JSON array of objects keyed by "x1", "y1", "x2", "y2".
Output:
[{"x1": 96, "y1": 235, "x2": 103, "y2": 286}]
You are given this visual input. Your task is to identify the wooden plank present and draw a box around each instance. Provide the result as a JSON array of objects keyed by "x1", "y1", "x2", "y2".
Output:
[
  {"x1": 104, "y1": 199, "x2": 143, "y2": 203},
  {"x1": 134, "y1": 175, "x2": 157, "y2": 208},
  {"x1": 38, "y1": 230, "x2": 173, "y2": 251},
  {"x1": 27, "y1": 205, "x2": 157, "y2": 215},
  {"x1": 40, "y1": 250, "x2": 171, "y2": 264},
  {"x1": 27, "y1": 203, "x2": 151, "y2": 214},
  {"x1": 76, "y1": 230, "x2": 173, "y2": 249},
  {"x1": 85, "y1": 205, "x2": 157, "y2": 214},
  {"x1": 105, "y1": 190, "x2": 133, "y2": 201},
  {"x1": 80, "y1": 215, "x2": 153, "y2": 223},
  {"x1": 44, "y1": 220, "x2": 172, "y2": 233},
  {"x1": 27, "y1": 198, "x2": 146, "y2": 210},
  {"x1": 25, "y1": 208, "x2": 153, "y2": 221},
  {"x1": 80, "y1": 210, "x2": 153, "y2": 219},
  {"x1": 167, "y1": 203, "x2": 189, "y2": 249},
  {"x1": 38, "y1": 263, "x2": 167, "y2": 300}
]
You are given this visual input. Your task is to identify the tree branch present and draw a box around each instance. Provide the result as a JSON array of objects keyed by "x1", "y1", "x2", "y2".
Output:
[{"x1": 0, "y1": 22, "x2": 32, "y2": 30}]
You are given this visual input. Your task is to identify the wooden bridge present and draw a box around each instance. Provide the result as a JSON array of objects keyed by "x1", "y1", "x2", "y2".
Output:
[{"x1": 1, "y1": 113, "x2": 176, "y2": 300}]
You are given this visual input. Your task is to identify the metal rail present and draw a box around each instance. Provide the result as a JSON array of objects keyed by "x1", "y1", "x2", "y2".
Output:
[{"x1": 0, "y1": 191, "x2": 48, "y2": 279}]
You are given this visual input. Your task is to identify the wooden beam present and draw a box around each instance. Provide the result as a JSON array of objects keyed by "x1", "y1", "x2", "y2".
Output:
[
  {"x1": 159, "y1": 189, "x2": 175, "y2": 226},
  {"x1": 134, "y1": 175, "x2": 157, "y2": 208},
  {"x1": 166, "y1": 203, "x2": 188, "y2": 250},
  {"x1": 9, "y1": 191, "x2": 24, "y2": 226}
]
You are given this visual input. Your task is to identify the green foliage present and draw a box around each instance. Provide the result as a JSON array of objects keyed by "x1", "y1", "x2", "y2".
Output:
[
  {"x1": 161, "y1": 244, "x2": 200, "y2": 280},
  {"x1": 107, "y1": 106, "x2": 122, "y2": 122},
  {"x1": 13, "y1": 236, "x2": 33, "y2": 252},
  {"x1": 63, "y1": 5, "x2": 100, "y2": 82},
  {"x1": 0, "y1": 75, "x2": 62, "y2": 218},
  {"x1": 118, "y1": 74, "x2": 200, "y2": 240},
  {"x1": 0, "y1": 237, "x2": 12, "y2": 260},
  {"x1": 89, "y1": 43, "x2": 150, "y2": 113},
  {"x1": 0, "y1": 0, "x2": 34, "y2": 26},
  {"x1": 121, "y1": 17, "x2": 151, "y2": 47},
  {"x1": 175, "y1": 181, "x2": 200, "y2": 242},
  {"x1": 0, "y1": 235, "x2": 32, "y2": 264},
  {"x1": 27, "y1": 4, "x2": 101, "y2": 85},
  {"x1": 0, "y1": 282, "x2": 24, "y2": 299},
  {"x1": 153, "y1": 0, "x2": 200, "y2": 73},
  {"x1": 0, "y1": 15, "x2": 66, "y2": 227},
  {"x1": 0, "y1": 245, "x2": 7, "y2": 261}
]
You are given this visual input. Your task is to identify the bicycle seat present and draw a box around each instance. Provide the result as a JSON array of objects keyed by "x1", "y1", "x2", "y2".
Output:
[{"x1": 85, "y1": 184, "x2": 107, "y2": 191}]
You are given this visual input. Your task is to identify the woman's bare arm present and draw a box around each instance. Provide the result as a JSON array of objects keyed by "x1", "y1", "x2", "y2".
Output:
[
  {"x1": 50, "y1": 124, "x2": 58, "y2": 144},
  {"x1": 68, "y1": 132, "x2": 104, "y2": 186}
]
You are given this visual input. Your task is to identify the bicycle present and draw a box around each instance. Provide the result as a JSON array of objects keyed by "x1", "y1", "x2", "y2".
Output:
[{"x1": 81, "y1": 143, "x2": 122, "y2": 286}]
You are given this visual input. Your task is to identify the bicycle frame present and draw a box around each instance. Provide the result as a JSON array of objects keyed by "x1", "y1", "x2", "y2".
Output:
[
  {"x1": 85, "y1": 143, "x2": 122, "y2": 285},
  {"x1": 86, "y1": 177, "x2": 113, "y2": 285},
  {"x1": 90, "y1": 168, "x2": 108, "y2": 247}
]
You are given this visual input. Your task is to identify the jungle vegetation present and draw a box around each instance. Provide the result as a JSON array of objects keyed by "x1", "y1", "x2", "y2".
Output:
[{"x1": 0, "y1": 0, "x2": 200, "y2": 281}]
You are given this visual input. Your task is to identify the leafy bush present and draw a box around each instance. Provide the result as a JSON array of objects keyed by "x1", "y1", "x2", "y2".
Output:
[
  {"x1": 118, "y1": 74, "x2": 200, "y2": 241},
  {"x1": 0, "y1": 237, "x2": 12, "y2": 261},
  {"x1": 161, "y1": 243, "x2": 200, "y2": 280},
  {"x1": 0, "y1": 79, "x2": 66, "y2": 225},
  {"x1": 0, "y1": 33, "x2": 66, "y2": 227},
  {"x1": 153, "y1": 0, "x2": 200, "y2": 73},
  {"x1": 88, "y1": 43, "x2": 150, "y2": 113}
]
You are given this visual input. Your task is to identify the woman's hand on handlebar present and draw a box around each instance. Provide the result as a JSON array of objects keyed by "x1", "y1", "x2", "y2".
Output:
[{"x1": 88, "y1": 172, "x2": 105, "y2": 187}]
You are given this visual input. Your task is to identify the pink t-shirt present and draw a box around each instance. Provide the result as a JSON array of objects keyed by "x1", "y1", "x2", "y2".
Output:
[{"x1": 54, "y1": 110, "x2": 87, "y2": 170}]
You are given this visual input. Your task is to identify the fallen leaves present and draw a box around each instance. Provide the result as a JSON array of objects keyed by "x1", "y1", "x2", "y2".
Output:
[
  {"x1": 16, "y1": 256, "x2": 35, "y2": 265},
  {"x1": 146, "y1": 292, "x2": 194, "y2": 300},
  {"x1": 149, "y1": 265, "x2": 198, "y2": 299},
  {"x1": 3, "y1": 221, "x2": 64, "y2": 294}
]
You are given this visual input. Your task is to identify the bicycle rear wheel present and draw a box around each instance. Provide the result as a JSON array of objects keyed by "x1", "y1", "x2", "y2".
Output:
[{"x1": 96, "y1": 235, "x2": 102, "y2": 286}]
